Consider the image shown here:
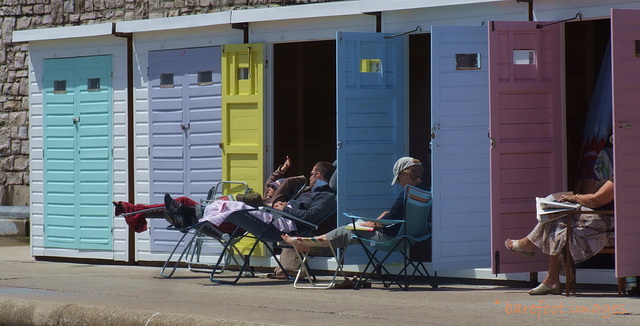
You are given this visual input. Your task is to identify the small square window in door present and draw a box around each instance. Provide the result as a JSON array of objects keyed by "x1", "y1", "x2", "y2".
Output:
[
  {"x1": 513, "y1": 49, "x2": 535, "y2": 65},
  {"x1": 54, "y1": 80, "x2": 66, "y2": 94},
  {"x1": 198, "y1": 71, "x2": 213, "y2": 85},
  {"x1": 237, "y1": 68, "x2": 249, "y2": 80},
  {"x1": 456, "y1": 53, "x2": 481, "y2": 70},
  {"x1": 160, "y1": 73, "x2": 174, "y2": 88},
  {"x1": 88, "y1": 78, "x2": 100, "y2": 92},
  {"x1": 360, "y1": 59, "x2": 381, "y2": 73}
]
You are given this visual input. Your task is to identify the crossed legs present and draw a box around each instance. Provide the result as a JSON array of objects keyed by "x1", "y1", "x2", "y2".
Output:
[{"x1": 281, "y1": 234, "x2": 328, "y2": 253}]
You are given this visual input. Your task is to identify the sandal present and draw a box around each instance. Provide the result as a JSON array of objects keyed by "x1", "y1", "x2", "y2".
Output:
[
  {"x1": 529, "y1": 283, "x2": 562, "y2": 295},
  {"x1": 504, "y1": 239, "x2": 534, "y2": 258}
]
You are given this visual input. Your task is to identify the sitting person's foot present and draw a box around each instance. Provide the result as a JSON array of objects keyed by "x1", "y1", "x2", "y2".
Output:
[
  {"x1": 528, "y1": 282, "x2": 562, "y2": 295},
  {"x1": 281, "y1": 234, "x2": 311, "y2": 252},
  {"x1": 164, "y1": 193, "x2": 185, "y2": 226},
  {"x1": 504, "y1": 238, "x2": 535, "y2": 258}
]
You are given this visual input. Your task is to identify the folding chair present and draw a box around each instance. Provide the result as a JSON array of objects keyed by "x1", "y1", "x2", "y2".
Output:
[
  {"x1": 159, "y1": 181, "x2": 250, "y2": 278},
  {"x1": 210, "y1": 206, "x2": 334, "y2": 284},
  {"x1": 346, "y1": 185, "x2": 437, "y2": 290},
  {"x1": 287, "y1": 236, "x2": 349, "y2": 289}
]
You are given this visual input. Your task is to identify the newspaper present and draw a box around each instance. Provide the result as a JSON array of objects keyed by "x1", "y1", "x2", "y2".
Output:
[
  {"x1": 345, "y1": 219, "x2": 375, "y2": 232},
  {"x1": 536, "y1": 192, "x2": 581, "y2": 224}
]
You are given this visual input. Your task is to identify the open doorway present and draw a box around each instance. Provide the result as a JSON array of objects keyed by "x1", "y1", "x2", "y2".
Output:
[
  {"x1": 408, "y1": 33, "x2": 433, "y2": 262},
  {"x1": 565, "y1": 19, "x2": 611, "y2": 193},
  {"x1": 409, "y1": 33, "x2": 432, "y2": 190},
  {"x1": 273, "y1": 40, "x2": 337, "y2": 234},
  {"x1": 564, "y1": 18, "x2": 612, "y2": 270},
  {"x1": 273, "y1": 41, "x2": 336, "y2": 177}
]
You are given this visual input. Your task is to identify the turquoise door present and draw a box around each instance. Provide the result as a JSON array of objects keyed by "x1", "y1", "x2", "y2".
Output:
[{"x1": 43, "y1": 55, "x2": 113, "y2": 250}]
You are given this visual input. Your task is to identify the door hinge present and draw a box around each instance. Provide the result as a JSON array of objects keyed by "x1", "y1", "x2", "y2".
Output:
[{"x1": 619, "y1": 121, "x2": 632, "y2": 129}]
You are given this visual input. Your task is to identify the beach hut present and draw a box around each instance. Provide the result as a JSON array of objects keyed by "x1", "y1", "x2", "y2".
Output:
[{"x1": 13, "y1": 23, "x2": 130, "y2": 261}]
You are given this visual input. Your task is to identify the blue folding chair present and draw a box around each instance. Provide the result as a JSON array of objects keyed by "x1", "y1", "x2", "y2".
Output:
[{"x1": 346, "y1": 185, "x2": 437, "y2": 290}]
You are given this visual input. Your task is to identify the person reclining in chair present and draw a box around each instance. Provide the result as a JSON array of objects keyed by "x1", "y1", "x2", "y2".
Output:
[
  {"x1": 112, "y1": 156, "x2": 310, "y2": 231},
  {"x1": 281, "y1": 157, "x2": 423, "y2": 252},
  {"x1": 263, "y1": 156, "x2": 307, "y2": 206},
  {"x1": 164, "y1": 161, "x2": 336, "y2": 234}
]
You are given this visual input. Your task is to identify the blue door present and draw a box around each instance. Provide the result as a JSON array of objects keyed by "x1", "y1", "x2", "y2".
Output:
[
  {"x1": 430, "y1": 26, "x2": 490, "y2": 271},
  {"x1": 336, "y1": 32, "x2": 406, "y2": 262},
  {"x1": 43, "y1": 55, "x2": 113, "y2": 250},
  {"x1": 148, "y1": 47, "x2": 222, "y2": 252}
]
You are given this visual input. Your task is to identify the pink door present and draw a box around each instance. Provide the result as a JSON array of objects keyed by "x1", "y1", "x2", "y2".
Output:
[
  {"x1": 611, "y1": 8, "x2": 640, "y2": 278},
  {"x1": 489, "y1": 21, "x2": 563, "y2": 274}
]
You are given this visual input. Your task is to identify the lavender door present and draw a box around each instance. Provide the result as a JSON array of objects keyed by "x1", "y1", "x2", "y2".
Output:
[
  {"x1": 431, "y1": 26, "x2": 490, "y2": 271},
  {"x1": 489, "y1": 21, "x2": 563, "y2": 274},
  {"x1": 148, "y1": 47, "x2": 222, "y2": 252},
  {"x1": 611, "y1": 8, "x2": 640, "y2": 278},
  {"x1": 148, "y1": 47, "x2": 222, "y2": 202}
]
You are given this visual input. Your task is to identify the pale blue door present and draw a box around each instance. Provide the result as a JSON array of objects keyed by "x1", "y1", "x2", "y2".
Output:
[
  {"x1": 148, "y1": 47, "x2": 222, "y2": 252},
  {"x1": 430, "y1": 26, "x2": 490, "y2": 271},
  {"x1": 336, "y1": 32, "x2": 406, "y2": 262},
  {"x1": 43, "y1": 55, "x2": 113, "y2": 250}
]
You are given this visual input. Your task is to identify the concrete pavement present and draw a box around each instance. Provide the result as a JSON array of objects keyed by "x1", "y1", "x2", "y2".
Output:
[{"x1": 1, "y1": 237, "x2": 640, "y2": 325}]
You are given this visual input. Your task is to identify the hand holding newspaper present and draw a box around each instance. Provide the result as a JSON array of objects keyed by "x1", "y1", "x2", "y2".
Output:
[{"x1": 536, "y1": 192, "x2": 581, "y2": 224}]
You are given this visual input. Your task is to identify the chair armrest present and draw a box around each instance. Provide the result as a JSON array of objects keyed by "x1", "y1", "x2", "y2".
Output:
[
  {"x1": 258, "y1": 206, "x2": 319, "y2": 230},
  {"x1": 343, "y1": 212, "x2": 404, "y2": 225}
]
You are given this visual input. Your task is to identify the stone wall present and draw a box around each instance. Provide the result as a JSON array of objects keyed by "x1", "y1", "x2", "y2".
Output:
[{"x1": 0, "y1": 0, "x2": 340, "y2": 206}]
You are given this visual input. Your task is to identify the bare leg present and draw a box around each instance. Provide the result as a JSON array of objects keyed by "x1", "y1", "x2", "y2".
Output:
[
  {"x1": 528, "y1": 254, "x2": 562, "y2": 294},
  {"x1": 281, "y1": 234, "x2": 328, "y2": 253},
  {"x1": 542, "y1": 254, "x2": 561, "y2": 286}
]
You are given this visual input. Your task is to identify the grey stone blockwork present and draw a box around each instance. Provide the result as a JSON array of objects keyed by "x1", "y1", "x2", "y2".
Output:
[{"x1": 0, "y1": 0, "x2": 340, "y2": 206}]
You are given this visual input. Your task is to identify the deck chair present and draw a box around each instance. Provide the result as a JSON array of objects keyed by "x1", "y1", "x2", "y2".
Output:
[
  {"x1": 346, "y1": 185, "x2": 437, "y2": 290},
  {"x1": 209, "y1": 206, "x2": 333, "y2": 284},
  {"x1": 287, "y1": 235, "x2": 349, "y2": 289},
  {"x1": 159, "y1": 181, "x2": 250, "y2": 278}
]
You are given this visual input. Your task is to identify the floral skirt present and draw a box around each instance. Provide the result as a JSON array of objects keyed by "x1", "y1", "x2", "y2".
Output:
[{"x1": 527, "y1": 207, "x2": 614, "y2": 276}]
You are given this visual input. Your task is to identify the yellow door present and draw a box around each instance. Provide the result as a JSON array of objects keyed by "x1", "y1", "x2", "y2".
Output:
[
  {"x1": 221, "y1": 43, "x2": 264, "y2": 195},
  {"x1": 222, "y1": 43, "x2": 266, "y2": 257}
]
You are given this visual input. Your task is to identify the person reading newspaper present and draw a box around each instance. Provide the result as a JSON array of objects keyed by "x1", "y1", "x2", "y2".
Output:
[
  {"x1": 504, "y1": 176, "x2": 614, "y2": 295},
  {"x1": 535, "y1": 192, "x2": 582, "y2": 224}
]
